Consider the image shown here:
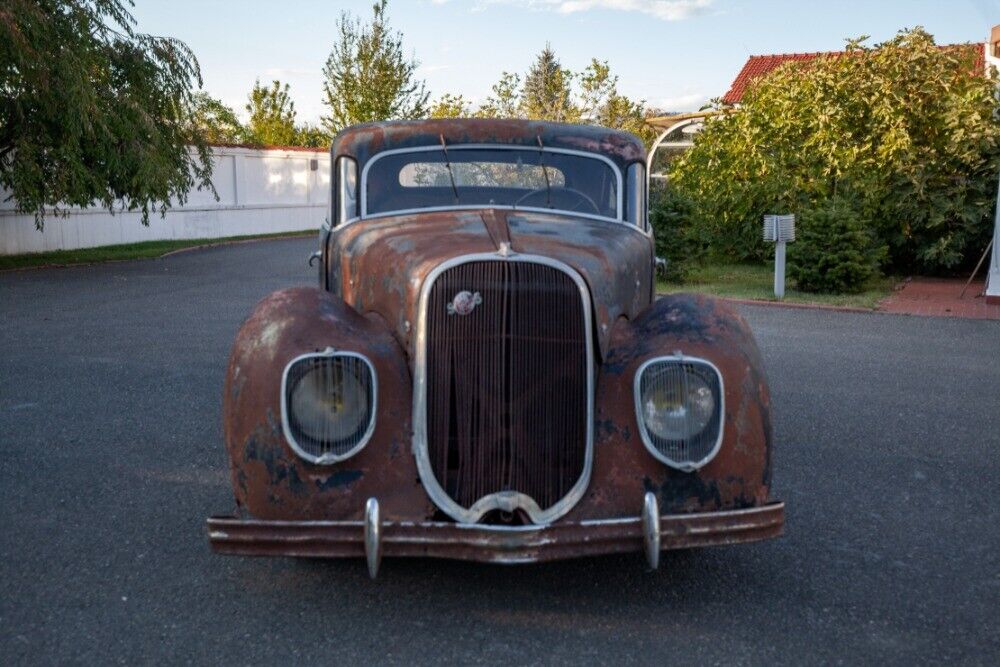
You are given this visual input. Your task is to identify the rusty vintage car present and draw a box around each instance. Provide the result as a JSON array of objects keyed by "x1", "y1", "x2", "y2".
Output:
[{"x1": 207, "y1": 119, "x2": 784, "y2": 577}]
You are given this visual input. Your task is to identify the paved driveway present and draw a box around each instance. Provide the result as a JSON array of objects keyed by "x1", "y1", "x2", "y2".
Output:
[{"x1": 1, "y1": 237, "x2": 998, "y2": 665}]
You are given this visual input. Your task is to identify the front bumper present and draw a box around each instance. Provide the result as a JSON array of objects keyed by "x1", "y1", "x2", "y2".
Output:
[{"x1": 207, "y1": 501, "x2": 784, "y2": 566}]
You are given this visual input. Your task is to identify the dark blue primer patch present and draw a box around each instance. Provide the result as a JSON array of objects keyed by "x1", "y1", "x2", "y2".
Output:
[
  {"x1": 316, "y1": 469, "x2": 363, "y2": 492},
  {"x1": 243, "y1": 428, "x2": 308, "y2": 497}
]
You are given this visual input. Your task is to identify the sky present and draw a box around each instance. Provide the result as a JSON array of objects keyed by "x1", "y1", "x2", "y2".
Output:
[{"x1": 131, "y1": 0, "x2": 1000, "y2": 124}]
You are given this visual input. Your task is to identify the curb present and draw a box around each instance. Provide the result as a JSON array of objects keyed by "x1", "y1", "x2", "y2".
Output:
[
  {"x1": 657, "y1": 293, "x2": 878, "y2": 314},
  {"x1": 0, "y1": 232, "x2": 315, "y2": 272},
  {"x1": 158, "y1": 232, "x2": 313, "y2": 258}
]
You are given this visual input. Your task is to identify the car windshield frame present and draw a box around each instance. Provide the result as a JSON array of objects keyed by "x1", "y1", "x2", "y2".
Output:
[{"x1": 359, "y1": 144, "x2": 624, "y2": 223}]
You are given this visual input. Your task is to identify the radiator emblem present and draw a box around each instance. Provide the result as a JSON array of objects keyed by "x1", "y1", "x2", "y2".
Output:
[{"x1": 447, "y1": 290, "x2": 482, "y2": 316}]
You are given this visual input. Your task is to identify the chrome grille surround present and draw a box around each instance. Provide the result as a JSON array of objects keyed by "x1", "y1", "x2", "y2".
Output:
[
  {"x1": 280, "y1": 348, "x2": 378, "y2": 464},
  {"x1": 633, "y1": 355, "x2": 725, "y2": 472},
  {"x1": 412, "y1": 252, "x2": 595, "y2": 525}
]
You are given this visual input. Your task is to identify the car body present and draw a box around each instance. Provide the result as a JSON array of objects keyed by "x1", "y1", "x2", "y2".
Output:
[{"x1": 207, "y1": 119, "x2": 784, "y2": 576}]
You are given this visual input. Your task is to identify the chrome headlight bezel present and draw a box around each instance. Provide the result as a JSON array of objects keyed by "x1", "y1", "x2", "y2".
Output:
[
  {"x1": 633, "y1": 354, "x2": 724, "y2": 472},
  {"x1": 280, "y1": 348, "x2": 377, "y2": 465}
]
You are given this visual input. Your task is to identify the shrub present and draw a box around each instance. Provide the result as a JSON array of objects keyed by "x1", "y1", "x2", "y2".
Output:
[
  {"x1": 649, "y1": 183, "x2": 701, "y2": 282},
  {"x1": 788, "y1": 197, "x2": 884, "y2": 293},
  {"x1": 668, "y1": 28, "x2": 1000, "y2": 275}
]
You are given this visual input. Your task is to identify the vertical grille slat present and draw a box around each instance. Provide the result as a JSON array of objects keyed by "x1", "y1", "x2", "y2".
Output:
[{"x1": 424, "y1": 260, "x2": 590, "y2": 515}]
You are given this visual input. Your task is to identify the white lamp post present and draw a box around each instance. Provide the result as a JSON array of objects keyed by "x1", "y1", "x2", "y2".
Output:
[{"x1": 763, "y1": 214, "x2": 796, "y2": 298}]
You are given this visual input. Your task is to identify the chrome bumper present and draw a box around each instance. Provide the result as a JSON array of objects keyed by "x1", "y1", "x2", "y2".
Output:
[{"x1": 207, "y1": 500, "x2": 784, "y2": 574}]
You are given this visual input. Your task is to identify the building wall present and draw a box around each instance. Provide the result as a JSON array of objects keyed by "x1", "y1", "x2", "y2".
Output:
[{"x1": 0, "y1": 146, "x2": 330, "y2": 255}]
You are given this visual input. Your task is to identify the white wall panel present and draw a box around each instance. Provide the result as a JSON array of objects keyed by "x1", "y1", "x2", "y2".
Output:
[{"x1": 0, "y1": 147, "x2": 329, "y2": 255}]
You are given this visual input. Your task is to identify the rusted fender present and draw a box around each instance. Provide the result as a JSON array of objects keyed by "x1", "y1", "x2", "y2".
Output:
[
  {"x1": 223, "y1": 287, "x2": 431, "y2": 521},
  {"x1": 566, "y1": 293, "x2": 773, "y2": 520}
]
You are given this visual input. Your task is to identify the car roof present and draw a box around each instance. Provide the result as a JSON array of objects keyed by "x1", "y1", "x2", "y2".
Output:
[{"x1": 331, "y1": 118, "x2": 646, "y2": 170}]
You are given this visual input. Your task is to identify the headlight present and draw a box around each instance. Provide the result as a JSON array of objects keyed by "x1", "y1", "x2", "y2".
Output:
[
  {"x1": 634, "y1": 356, "x2": 723, "y2": 472},
  {"x1": 281, "y1": 349, "x2": 376, "y2": 464}
]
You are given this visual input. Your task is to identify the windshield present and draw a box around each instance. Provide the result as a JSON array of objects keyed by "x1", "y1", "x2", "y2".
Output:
[{"x1": 363, "y1": 148, "x2": 620, "y2": 219}]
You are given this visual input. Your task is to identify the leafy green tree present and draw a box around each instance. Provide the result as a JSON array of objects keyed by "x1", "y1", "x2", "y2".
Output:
[
  {"x1": 520, "y1": 44, "x2": 578, "y2": 122},
  {"x1": 188, "y1": 93, "x2": 245, "y2": 144},
  {"x1": 0, "y1": 0, "x2": 213, "y2": 227},
  {"x1": 294, "y1": 124, "x2": 331, "y2": 149},
  {"x1": 428, "y1": 94, "x2": 472, "y2": 119},
  {"x1": 321, "y1": 0, "x2": 429, "y2": 134},
  {"x1": 670, "y1": 28, "x2": 1000, "y2": 273},
  {"x1": 245, "y1": 79, "x2": 298, "y2": 146},
  {"x1": 476, "y1": 72, "x2": 522, "y2": 119},
  {"x1": 579, "y1": 59, "x2": 656, "y2": 145}
]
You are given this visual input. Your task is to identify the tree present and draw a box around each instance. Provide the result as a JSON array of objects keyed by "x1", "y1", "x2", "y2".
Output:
[
  {"x1": 245, "y1": 79, "x2": 298, "y2": 146},
  {"x1": 321, "y1": 0, "x2": 429, "y2": 134},
  {"x1": 579, "y1": 59, "x2": 656, "y2": 145},
  {"x1": 294, "y1": 124, "x2": 331, "y2": 149},
  {"x1": 476, "y1": 72, "x2": 522, "y2": 119},
  {"x1": 0, "y1": 0, "x2": 213, "y2": 227},
  {"x1": 188, "y1": 93, "x2": 245, "y2": 144},
  {"x1": 788, "y1": 194, "x2": 884, "y2": 293},
  {"x1": 465, "y1": 51, "x2": 653, "y2": 145},
  {"x1": 520, "y1": 44, "x2": 578, "y2": 122},
  {"x1": 428, "y1": 94, "x2": 472, "y2": 119},
  {"x1": 670, "y1": 28, "x2": 1000, "y2": 273}
]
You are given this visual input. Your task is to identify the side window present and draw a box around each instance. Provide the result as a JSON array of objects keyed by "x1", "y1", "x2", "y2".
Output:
[
  {"x1": 336, "y1": 156, "x2": 358, "y2": 225},
  {"x1": 626, "y1": 163, "x2": 646, "y2": 229}
]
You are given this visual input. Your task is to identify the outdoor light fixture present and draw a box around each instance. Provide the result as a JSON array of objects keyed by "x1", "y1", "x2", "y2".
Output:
[{"x1": 763, "y1": 214, "x2": 796, "y2": 298}]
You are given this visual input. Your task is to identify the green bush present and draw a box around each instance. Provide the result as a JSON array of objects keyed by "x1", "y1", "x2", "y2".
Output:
[
  {"x1": 668, "y1": 28, "x2": 1000, "y2": 276},
  {"x1": 788, "y1": 197, "x2": 884, "y2": 293},
  {"x1": 649, "y1": 183, "x2": 701, "y2": 282}
]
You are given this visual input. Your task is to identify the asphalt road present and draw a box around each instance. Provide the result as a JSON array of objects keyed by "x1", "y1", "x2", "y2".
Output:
[{"x1": 1, "y1": 237, "x2": 998, "y2": 665}]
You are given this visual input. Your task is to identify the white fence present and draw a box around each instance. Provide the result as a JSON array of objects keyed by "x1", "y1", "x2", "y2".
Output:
[{"x1": 0, "y1": 146, "x2": 330, "y2": 255}]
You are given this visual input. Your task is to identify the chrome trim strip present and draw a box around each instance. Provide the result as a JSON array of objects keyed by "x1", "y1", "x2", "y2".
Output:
[
  {"x1": 360, "y1": 143, "x2": 625, "y2": 222},
  {"x1": 279, "y1": 347, "x2": 378, "y2": 465},
  {"x1": 412, "y1": 252, "x2": 595, "y2": 525},
  {"x1": 208, "y1": 503, "x2": 782, "y2": 532},
  {"x1": 633, "y1": 354, "x2": 726, "y2": 472}
]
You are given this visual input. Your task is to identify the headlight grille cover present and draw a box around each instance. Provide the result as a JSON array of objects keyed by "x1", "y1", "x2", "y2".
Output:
[
  {"x1": 280, "y1": 349, "x2": 376, "y2": 464},
  {"x1": 634, "y1": 356, "x2": 724, "y2": 472}
]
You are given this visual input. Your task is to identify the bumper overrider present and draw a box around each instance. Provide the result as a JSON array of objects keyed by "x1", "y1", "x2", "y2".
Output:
[
  {"x1": 210, "y1": 288, "x2": 785, "y2": 577},
  {"x1": 208, "y1": 498, "x2": 785, "y2": 576}
]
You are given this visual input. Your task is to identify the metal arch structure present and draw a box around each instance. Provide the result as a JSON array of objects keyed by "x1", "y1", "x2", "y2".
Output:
[{"x1": 646, "y1": 116, "x2": 705, "y2": 184}]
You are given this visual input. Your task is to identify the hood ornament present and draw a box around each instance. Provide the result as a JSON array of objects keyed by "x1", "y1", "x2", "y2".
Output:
[{"x1": 447, "y1": 290, "x2": 482, "y2": 316}]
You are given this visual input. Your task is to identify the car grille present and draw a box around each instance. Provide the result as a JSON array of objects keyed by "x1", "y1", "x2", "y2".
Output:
[{"x1": 423, "y1": 259, "x2": 591, "y2": 516}]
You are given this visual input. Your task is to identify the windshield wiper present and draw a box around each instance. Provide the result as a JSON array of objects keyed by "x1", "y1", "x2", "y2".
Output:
[
  {"x1": 439, "y1": 134, "x2": 460, "y2": 203},
  {"x1": 536, "y1": 135, "x2": 553, "y2": 208}
]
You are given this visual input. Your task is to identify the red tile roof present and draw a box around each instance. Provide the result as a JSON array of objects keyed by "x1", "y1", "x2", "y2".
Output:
[{"x1": 722, "y1": 43, "x2": 985, "y2": 105}]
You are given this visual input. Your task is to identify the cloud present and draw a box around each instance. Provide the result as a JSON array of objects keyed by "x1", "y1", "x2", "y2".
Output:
[
  {"x1": 657, "y1": 91, "x2": 708, "y2": 110},
  {"x1": 457, "y1": 0, "x2": 713, "y2": 21}
]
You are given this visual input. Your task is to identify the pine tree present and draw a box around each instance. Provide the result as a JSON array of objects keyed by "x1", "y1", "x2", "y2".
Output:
[{"x1": 520, "y1": 44, "x2": 577, "y2": 122}]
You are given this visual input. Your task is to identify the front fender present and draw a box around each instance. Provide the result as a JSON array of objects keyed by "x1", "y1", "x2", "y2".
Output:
[
  {"x1": 223, "y1": 287, "x2": 430, "y2": 521},
  {"x1": 568, "y1": 293, "x2": 773, "y2": 519}
]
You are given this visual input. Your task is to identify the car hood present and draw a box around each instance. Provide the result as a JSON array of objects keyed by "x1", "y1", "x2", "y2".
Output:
[{"x1": 328, "y1": 209, "x2": 654, "y2": 359}]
